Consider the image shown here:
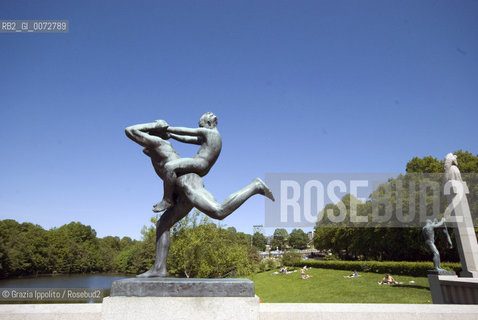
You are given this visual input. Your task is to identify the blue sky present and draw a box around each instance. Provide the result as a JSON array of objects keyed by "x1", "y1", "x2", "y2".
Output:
[{"x1": 1, "y1": 0, "x2": 477, "y2": 239}]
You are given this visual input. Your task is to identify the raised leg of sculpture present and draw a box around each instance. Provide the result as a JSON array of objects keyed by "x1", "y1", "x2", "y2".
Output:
[
  {"x1": 183, "y1": 177, "x2": 274, "y2": 220},
  {"x1": 137, "y1": 195, "x2": 193, "y2": 278}
]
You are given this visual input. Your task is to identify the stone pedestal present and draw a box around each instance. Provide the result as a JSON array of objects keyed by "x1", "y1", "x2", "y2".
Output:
[
  {"x1": 446, "y1": 180, "x2": 478, "y2": 278},
  {"x1": 110, "y1": 277, "x2": 255, "y2": 297},
  {"x1": 102, "y1": 278, "x2": 259, "y2": 320},
  {"x1": 428, "y1": 274, "x2": 478, "y2": 304}
]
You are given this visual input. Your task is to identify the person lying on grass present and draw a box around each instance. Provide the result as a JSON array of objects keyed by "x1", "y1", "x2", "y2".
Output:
[
  {"x1": 343, "y1": 270, "x2": 360, "y2": 278},
  {"x1": 272, "y1": 267, "x2": 297, "y2": 275}
]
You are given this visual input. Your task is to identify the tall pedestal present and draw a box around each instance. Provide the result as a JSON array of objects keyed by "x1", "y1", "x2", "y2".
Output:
[
  {"x1": 429, "y1": 165, "x2": 478, "y2": 304},
  {"x1": 448, "y1": 181, "x2": 478, "y2": 278},
  {"x1": 102, "y1": 278, "x2": 259, "y2": 320},
  {"x1": 428, "y1": 274, "x2": 478, "y2": 304}
]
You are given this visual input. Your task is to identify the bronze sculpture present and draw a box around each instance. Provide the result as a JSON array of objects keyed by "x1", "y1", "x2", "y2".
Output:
[
  {"x1": 422, "y1": 218, "x2": 452, "y2": 273},
  {"x1": 125, "y1": 113, "x2": 274, "y2": 277}
]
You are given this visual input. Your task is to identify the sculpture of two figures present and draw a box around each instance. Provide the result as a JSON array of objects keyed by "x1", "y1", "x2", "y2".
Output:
[{"x1": 125, "y1": 113, "x2": 275, "y2": 278}]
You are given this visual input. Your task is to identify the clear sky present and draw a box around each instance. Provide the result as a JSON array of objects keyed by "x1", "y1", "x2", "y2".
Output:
[{"x1": 1, "y1": 0, "x2": 477, "y2": 239}]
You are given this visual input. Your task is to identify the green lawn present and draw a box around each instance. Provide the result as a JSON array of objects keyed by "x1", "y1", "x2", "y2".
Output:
[{"x1": 248, "y1": 267, "x2": 432, "y2": 303}]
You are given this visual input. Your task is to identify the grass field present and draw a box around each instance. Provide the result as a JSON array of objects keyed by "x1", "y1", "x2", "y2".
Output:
[{"x1": 248, "y1": 267, "x2": 432, "y2": 303}]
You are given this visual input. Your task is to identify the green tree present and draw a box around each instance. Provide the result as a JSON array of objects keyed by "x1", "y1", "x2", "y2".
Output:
[
  {"x1": 448, "y1": 150, "x2": 478, "y2": 173},
  {"x1": 115, "y1": 226, "x2": 154, "y2": 274},
  {"x1": 271, "y1": 228, "x2": 288, "y2": 250},
  {"x1": 281, "y1": 250, "x2": 302, "y2": 265},
  {"x1": 288, "y1": 229, "x2": 308, "y2": 249},
  {"x1": 252, "y1": 232, "x2": 267, "y2": 251},
  {"x1": 50, "y1": 222, "x2": 100, "y2": 273},
  {"x1": 406, "y1": 156, "x2": 442, "y2": 173},
  {"x1": 167, "y1": 211, "x2": 253, "y2": 278},
  {"x1": 0, "y1": 220, "x2": 53, "y2": 277},
  {"x1": 97, "y1": 236, "x2": 121, "y2": 272}
]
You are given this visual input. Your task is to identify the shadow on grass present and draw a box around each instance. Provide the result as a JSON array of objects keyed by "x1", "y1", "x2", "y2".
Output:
[{"x1": 387, "y1": 284, "x2": 430, "y2": 290}]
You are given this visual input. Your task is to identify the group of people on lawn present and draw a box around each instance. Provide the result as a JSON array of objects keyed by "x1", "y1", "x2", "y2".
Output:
[
  {"x1": 344, "y1": 270, "x2": 400, "y2": 284},
  {"x1": 344, "y1": 270, "x2": 399, "y2": 284},
  {"x1": 275, "y1": 267, "x2": 400, "y2": 284},
  {"x1": 273, "y1": 266, "x2": 311, "y2": 279}
]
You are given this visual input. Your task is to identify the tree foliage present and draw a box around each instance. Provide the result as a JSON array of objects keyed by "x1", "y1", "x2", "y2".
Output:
[
  {"x1": 167, "y1": 211, "x2": 254, "y2": 278},
  {"x1": 313, "y1": 150, "x2": 478, "y2": 262},
  {"x1": 0, "y1": 220, "x2": 138, "y2": 278},
  {"x1": 288, "y1": 229, "x2": 309, "y2": 249},
  {"x1": 252, "y1": 232, "x2": 267, "y2": 251},
  {"x1": 0, "y1": 215, "x2": 256, "y2": 279},
  {"x1": 270, "y1": 228, "x2": 288, "y2": 250},
  {"x1": 0, "y1": 213, "x2": 260, "y2": 279}
]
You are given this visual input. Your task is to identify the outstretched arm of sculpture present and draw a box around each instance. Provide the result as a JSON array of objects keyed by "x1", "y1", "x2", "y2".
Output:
[
  {"x1": 444, "y1": 229, "x2": 453, "y2": 248},
  {"x1": 125, "y1": 120, "x2": 168, "y2": 147},
  {"x1": 166, "y1": 126, "x2": 204, "y2": 137},
  {"x1": 169, "y1": 133, "x2": 202, "y2": 145},
  {"x1": 433, "y1": 218, "x2": 446, "y2": 228}
]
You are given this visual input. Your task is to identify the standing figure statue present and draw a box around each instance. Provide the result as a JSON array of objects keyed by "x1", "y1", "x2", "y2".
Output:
[
  {"x1": 444, "y1": 153, "x2": 462, "y2": 182},
  {"x1": 422, "y1": 218, "x2": 453, "y2": 273},
  {"x1": 125, "y1": 112, "x2": 275, "y2": 278},
  {"x1": 443, "y1": 152, "x2": 478, "y2": 277}
]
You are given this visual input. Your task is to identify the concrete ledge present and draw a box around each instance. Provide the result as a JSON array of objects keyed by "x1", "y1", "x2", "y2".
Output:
[
  {"x1": 1, "y1": 302, "x2": 478, "y2": 320},
  {"x1": 102, "y1": 296, "x2": 260, "y2": 320},
  {"x1": 259, "y1": 303, "x2": 478, "y2": 320},
  {"x1": 0, "y1": 303, "x2": 102, "y2": 320}
]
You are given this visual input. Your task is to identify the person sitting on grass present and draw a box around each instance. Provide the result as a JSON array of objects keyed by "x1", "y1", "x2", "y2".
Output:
[
  {"x1": 301, "y1": 266, "x2": 311, "y2": 279},
  {"x1": 343, "y1": 270, "x2": 360, "y2": 278},
  {"x1": 379, "y1": 273, "x2": 397, "y2": 285}
]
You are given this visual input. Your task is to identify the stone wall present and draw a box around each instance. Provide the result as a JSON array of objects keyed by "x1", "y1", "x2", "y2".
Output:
[{"x1": 1, "y1": 303, "x2": 478, "y2": 320}]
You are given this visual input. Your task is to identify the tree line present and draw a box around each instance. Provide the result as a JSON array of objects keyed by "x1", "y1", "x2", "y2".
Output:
[
  {"x1": 0, "y1": 219, "x2": 138, "y2": 278},
  {"x1": 252, "y1": 228, "x2": 310, "y2": 251},
  {"x1": 0, "y1": 212, "x2": 258, "y2": 279},
  {"x1": 313, "y1": 150, "x2": 478, "y2": 262}
]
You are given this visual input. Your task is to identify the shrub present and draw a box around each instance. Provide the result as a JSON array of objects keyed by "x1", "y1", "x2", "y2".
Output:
[
  {"x1": 284, "y1": 259, "x2": 461, "y2": 277},
  {"x1": 281, "y1": 251, "x2": 302, "y2": 266},
  {"x1": 265, "y1": 258, "x2": 278, "y2": 271},
  {"x1": 255, "y1": 258, "x2": 278, "y2": 272},
  {"x1": 323, "y1": 253, "x2": 339, "y2": 261}
]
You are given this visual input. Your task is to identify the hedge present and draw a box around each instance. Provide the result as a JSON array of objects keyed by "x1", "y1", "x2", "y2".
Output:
[{"x1": 287, "y1": 260, "x2": 461, "y2": 277}]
